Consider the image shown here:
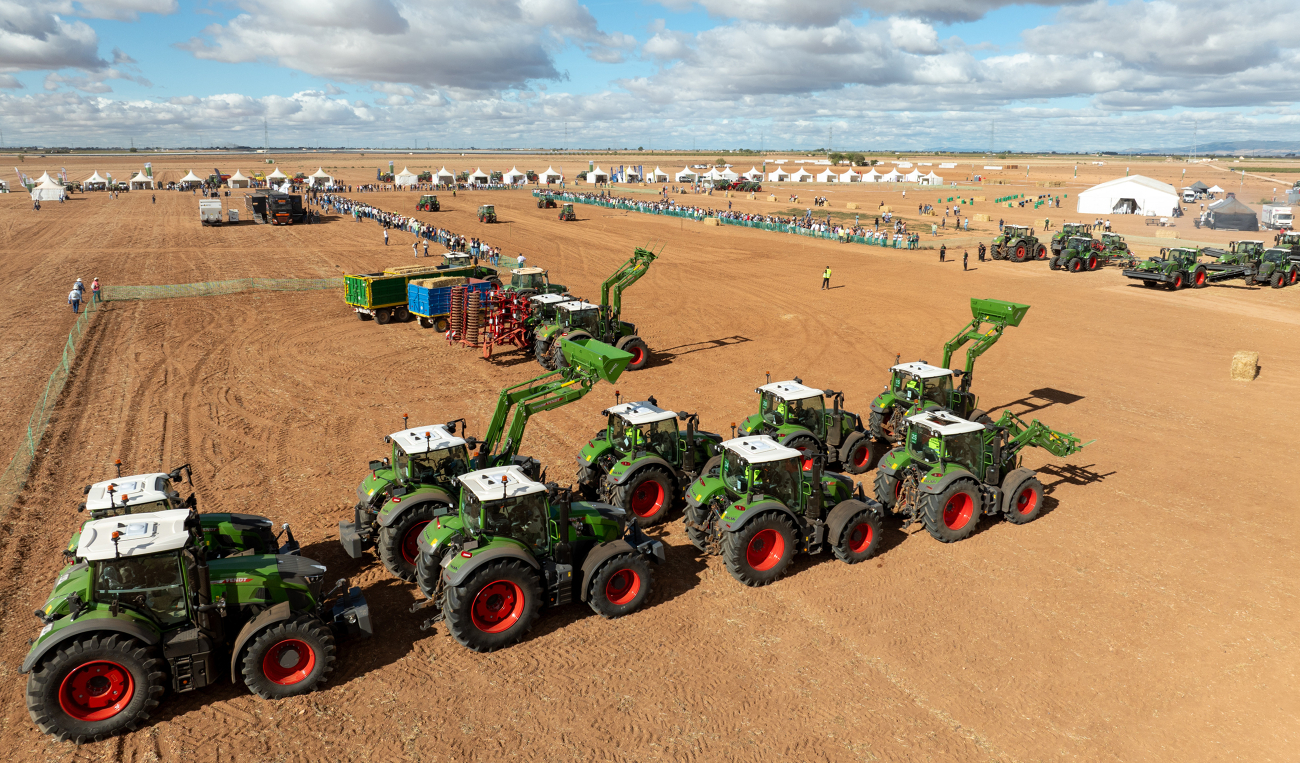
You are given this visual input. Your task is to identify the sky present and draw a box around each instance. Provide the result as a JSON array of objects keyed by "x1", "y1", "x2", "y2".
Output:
[{"x1": 2, "y1": 0, "x2": 1299, "y2": 152}]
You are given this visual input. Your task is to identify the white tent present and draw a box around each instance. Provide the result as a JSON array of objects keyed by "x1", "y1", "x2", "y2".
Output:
[
  {"x1": 920, "y1": 171, "x2": 944, "y2": 185},
  {"x1": 789, "y1": 167, "x2": 814, "y2": 182},
  {"x1": 675, "y1": 167, "x2": 696, "y2": 182},
  {"x1": 395, "y1": 167, "x2": 419, "y2": 187},
  {"x1": 861, "y1": 169, "x2": 881, "y2": 182},
  {"x1": 840, "y1": 168, "x2": 861, "y2": 182},
  {"x1": 31, "y1": 177, "x2": 64, "y2": 201},
  {"x1": 903, "y1": 170, "x2": 921, "y2": 182},
  {"x1": 266, "y1": 168, "x2": 287, "y2": 182},
  {"x1": 767, "y1": 168, "x2": 790, "y2": 182},
  {"x1": 228, "y1": 170, "x2": 250, "y2": 188},
  {"x1": 129, "y1": 172, "x2": 153, "y2": 190},
  {"x1": 1076, "y1": 175, "x2": 1178, "y2": 216},
  {"x1": 468, "y1": 168, "x2": 490, "y2": 183},
  {"x1": 179, "y1": 170, "x2": 204, "y2": 188},
  {"x1": 649, "y1": 166, "x2": 669, "y2": 182},
  {"x1": 623, "y1": 167, "x2": 642, "y2": 181},
  {"x1": 588, "y1": 165, "x2": 609, "y2": 183},
  {"x1": 502, "y1": 167, "x2": 527, "y2": 184},
  {"x1": 36, "y1": 172, "x2": 54, "y2": 185},
  {"x1": 435, "y1": 167, "x2": 455, "y2": 184},
  {"x1": 719, "y1": 168, "x2": 739, "y2": 181},
  {"x1": 84, "y1": 171, "x2": 108, "y2": 189},
  {"x1": 743, "y1": 167, "x2": 764, "y2": 180},
  {"x1": 540, "y1": 166, "x2": 563, "y2": 183},
  {"x1": 701, "y1": 168, "x2": 723, "y2": 181},
  {"x1": 1207, "y1": 184, "x2": 1225, "y2": 194},
  {"x1": 309, "y1": 167, "x2": 333, "y2": 186},
  {"x1": 0, "y1": 178, "x2": 9, "y2": 193},
  {"x1": 816, "y1": 168, "x2": 839, "y2": 182},
  {"x1": 881, "y1": 170, "x2": 903, "y2": 183}
]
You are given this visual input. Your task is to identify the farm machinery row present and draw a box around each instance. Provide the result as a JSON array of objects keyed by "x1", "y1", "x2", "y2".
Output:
[{"x1": 1123, "y1": 240, "x2": 1300, "y2": 290}]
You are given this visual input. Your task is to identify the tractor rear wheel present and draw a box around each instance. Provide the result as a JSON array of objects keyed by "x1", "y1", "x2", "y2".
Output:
[
  {"x1": 443, "y1": 559, "x2": 541, "y2": 652},
  {"x1": 873, "y1": 469, "x2": 901, "y2": 511},
  {"x1": 1036, "y1": 244, "x2": 1048, "y2": 259},
  {"x1": 241, "y1": 616, "x2": 336, "y2": 699},
  {"x1": 1192, "y1": 267, "x2": 1208, "y2": 288},
  {"x1": 920, "y1": 480, "x2": 982, "y2": 543},
  {"x1": 1289, "y1": 267, "x2": 1299, "y2": 285},
  {"x1": 587, "y1": 552, "x2": 653, "y2": 618},
  {"x1": 782, "y1": 435, "x2": 819, "y2": 471},
  {"x1": 840, "y1": 432, "x2": 874, "y2": 475},
  {"x1": 723, "y1": 513, "x2": 796, "y2": 586},
  {"x1": 615, "y1": 335, "x2": 650, "y2": 371},
  {"x1": 1003, "y1": 475, "x2": 1045, "y2": 525},
  {"x1": 1087, "y1": 254, "x2": 1099, "y2": 270},
  {"x1": 26, "y1": 635, "x2": 165, "y2": 743},
  {"x1": 616, "y1": 466, "x2": 675, "y2": 527},
  {"x1": 832, "y1": 505, "x2": 882, "y2": 564},
  {"x1": 378, "y1": 503, "x2": 442, "y2": 582}
]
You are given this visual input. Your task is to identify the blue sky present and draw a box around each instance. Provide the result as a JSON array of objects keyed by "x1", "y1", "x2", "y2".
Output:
[{"x1": 2, "y1": 0, "x2": 1299, "y2": 150}]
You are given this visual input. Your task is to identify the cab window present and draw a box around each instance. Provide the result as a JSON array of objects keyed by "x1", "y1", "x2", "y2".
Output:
[
  {"x1": 94, "y1": 552, "x2": 189, "y2": 628},
  {"x1": 908, "y1": 427, "x2": 941, "y2": 465},
  {"x1": 722, "y1": 451, "x2": 749, "y2": 493},
  {"x1": 405, "y1": 446, "x2": 469, "y2": 484},
  {"x1": 750, "y1": 458, "x2": 802, "y2": 507},
  {"x1": 464, "y1": 492, "x2": 549, "y2": 552},
  {"x1": 944, "y1": 431, "x2": 983, "y2": 473}
]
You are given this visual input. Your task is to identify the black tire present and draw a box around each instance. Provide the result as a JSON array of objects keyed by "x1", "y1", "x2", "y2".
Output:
[
  {"x1": 873, "y1": 468, "x2": 901, "y2": 511},
  {"x1": 700, "y1": 454, "x2": 722, "y2": 479},
  {"x1": 393, "y1": 306, "x2": 410, "y2": 322},
  {"x1": 1003, "y1": 475, "x2": 1045, "y2": 525},
  {"x1": 615, "y1": 335, "x2": 650, "y2": 371},
  {"x1": 552, "y1": 331, "x2": 590, "y2": 368},
  {"x1": 1048, "y1": 256, "x2": 1060, "y2": 270},
  {"x1": 840, "y1": 432, "x2": 874, "y2": 475},
  {"x1": 357, "y1": 311, "x2": 374, "y2": 321},
  {"x1": 418, "y1": 316, "x2": 434, "y2": 329},
  {"x1": 615, "y1": 466, "x2": 676, "y2": 527},
  {"x1": 969, "y1": 408, "x2": 994, "y2": 427},
  {"x1": 1068, "y1": 257, "x2": 1083, "y2": 272},
  {"x1": 26, "y1": 635, "x2": 166, "y2": 743},
  {"x1": 587, "y1": 552, "x2": 653, "y2": 618},
  {"x1": 415, "y1": 545, "x2": 442, "y2": 599},
  {"x1": 919, "y1": 480, "x2": 982, "y2": 543},
  {"x1": 442, "y1": 559, "x2": 542, "y2": 652},
  {"x1": 1272, "y1": 271, "x2": 1285, "y2": 289},
  {"x1": 374, "y1": 307, "x2": 392, "y2": 324},
  {"x1": 535, "y1": 338, "x2": 556, "y2": 370},
  {"x1": 684, "y1": 501, "x2": 713, "y2": 552},
  {"x1": 1192, "y1": 266, "x2": 1208, "y2": 288},
  {"x1": 868, "y1": 408, "x2": 889, "y2": 441},
  {"x1": 1165, "y1": 272, "x2": 1184, "y2": 291},
  {"x1": 575, "y1": 464, "x2": 601, "y2": 501},
  {"x1": 722, "y1": 512, "x2": 796, "y2": 587},
  {"x1": 377, "y1": 502, "x2": 442, "y2": 582},
  {"x1": 831, "y1": 504, "x2": 882, "y2": 564},
  {"x1": 240, "y1": 616, "x2": 337, "y2": 699},
  {"x1": 1036, "y1": 244, "x2": 1048, "y2": 260},
  {"x1": 1141, "y1": 280, "x2": 1159, "y2": 288},
  {"x1": 1087, "y1": 254, "x2": 1100, "y2": 271},
  {"x1": 782, "y1": 434, "x2": 820, "y2": 471}
]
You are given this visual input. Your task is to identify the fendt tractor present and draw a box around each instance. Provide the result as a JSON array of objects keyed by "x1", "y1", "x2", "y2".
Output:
[
  {"x1": 536, "y1": 194, "x2": 557, "y2": 209},
  {"x1": 991, "y1": 225, "x2": 1047, "y2": 262},
  {"x1": 417, "y1": 195, "x2": 440, "y2": 212},
  {"x1": 1050, "y1": 222, "x2": 1094, "y2": 256},
  {"x1": 870, "y1": 298, "x2": 1030, "y2": 445},
  {"x1": 339, "y1": 337, "x2": 633, "y2": 581},
  {"x1": 477, "y1": 205, "x2": 497, "y2": 223},
  {"x1": 535, "y1": 247, "x2": 656, "y2": 372},
  {"x1": 1123, "y1": 247, "x2": 1206, "y2": 289},
  {"x1": 23, "y1": 509, "x2": 370, "y2": 743},
  {"x1": 873, "y1": 409, "x2": 1090, "y2": 543},
  {"x1": 684, "y1": 436, "x2": 884, "y2": 587},
  {"x1": 737, "y1": 377, "x2": 874, "y2": 475},
  {"x1": 575, "y1": 395, "x2": 724, "y2": 526},
  {"x1": 558, "y1": 203, "x2": 577, "y2": 221},
  {"x1": 1098, "y1": 232, "x2": 1135, "y2": 266},
  {"x1": 410, "y1": 468, "x2": 664, "y2": 652},
  {"x1": 1050, "y1": 236, "x2": 1107, "y2": 272}
]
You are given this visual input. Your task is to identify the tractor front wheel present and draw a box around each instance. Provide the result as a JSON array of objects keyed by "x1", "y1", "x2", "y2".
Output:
[
  {"x1": 1272, "y1": 271, "x2": 1286, "y2": 289},
  {"x1": 920, "y1": 480, "x2": 982, "y2": 543},
  {"x1": 378, "y1": 503, "x2": 442, "y2": 582},
  {"x1": 241, "y1": 616, "x2": 336, "y2": 699},
  {"x1": 1013, "y1": 243, "x2": 1027, "y2": 262},
  {"x1": 1068, "y1": 257, "x2": 1083, "y2": 272},
  {"x1": 840, "y1": 432, "x2": 875, "y2": 475},
  {"x1": 1165, "y1": 272, "x2": 1185, "y2": 291},
  {"x1": 26, "y1": 635, "x2": 165, "y2": 743},
  {"x1": 615, "y1": 335, "x2": 650, "y2": 371},
  {"x1": 873, "y1": 469, "x2": 901, "y2": 511},
  {"x1": 832, "y1": 505, "x2": 882, "y2": 564},
  {"x1": 684, "y1": 502, "x2": 715, "y2": 552},
  {"x1": 1087, "y1": 254, "x2": 1099, "y2": 270},
  {"x1": 1003, "y1": 475, "x2": 1045, "y2": 525},
  {"x1": 443, "y1": 560, "x2": 541, "y2": 652},
  {"x1": 1049, "y1": 256, "x2": 1061, "y2": 270},
  {"x1": 535, "y1": 338, "x2": 556, "y2": 370},
  {"x1": 723, "y1": 513, "x2": 796, "y2": 586},
  {"x1": 587, "y1": 552, "x2": 653, "y2": 618},
  {"x1": 868, "y1": 408, "x2": 898, "y2": 442},
  {"x1": 616, "y1": 466, "x2": 675, "y2": 527}
]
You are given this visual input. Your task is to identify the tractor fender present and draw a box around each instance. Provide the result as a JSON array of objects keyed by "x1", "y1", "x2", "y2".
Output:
[
  {"x1": 229, "y1": 601, "x2": 292, "y2": 683},
  {"x1": 607, "y1": 455, "x2": 677, "y2": 486},
  {"x1": 577, "y1": 539, "x2": 635, "y2": 602},
  {"x1": 916, "y1": 468, "x2": 980, "y2": 495},
  {"x1": 376, "y1": 488, "x2": 456, "y2": 528},
  {"x1": 1000, "y1": 468, "x2": 1038, "y2": 514},
  {"x1": 720, "y1": 500, "x2": 799, "y2": 535},
  {"x1": 21, "y1": 614, "x2": 160, "y2": 674},
  {"x1": 825, "y1": 498, "x2": 883, "y2": 546},
  {"x1": 444, "y1": 546, "x2": 539, "y2": 587}
]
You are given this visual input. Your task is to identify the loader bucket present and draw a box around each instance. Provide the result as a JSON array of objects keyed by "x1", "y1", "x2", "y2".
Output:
[
  {"x1": 559, "y1": 337, "x2": 633, "y2": 383},
  {"x1": 970, "y1": 298, "x2": 1030, "y2": 327}
]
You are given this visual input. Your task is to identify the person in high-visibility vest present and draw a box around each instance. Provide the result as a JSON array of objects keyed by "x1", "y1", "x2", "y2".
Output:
[{"x1": 821, "y1": 265, "x2": 832, "y2": 290}]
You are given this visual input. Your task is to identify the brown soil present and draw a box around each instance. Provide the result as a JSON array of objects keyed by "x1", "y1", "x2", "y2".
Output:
[{"x1": 0, "y1": 155, "x2": 1297, "y2": 762}]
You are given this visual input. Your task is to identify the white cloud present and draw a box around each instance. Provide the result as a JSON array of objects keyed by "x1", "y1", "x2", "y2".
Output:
[
  {"x1": 888, "y1": 18, "x2": 940, "y2": 54},
  {"x1": 652, "y1": 0, "x2": 1085, "y2": 25},
  {"x1": 73, "y1": 0, "x2": 178, "y2": 21},
  {"x1": 0, "y1": 1, "x2": 105, "y2": 72}
]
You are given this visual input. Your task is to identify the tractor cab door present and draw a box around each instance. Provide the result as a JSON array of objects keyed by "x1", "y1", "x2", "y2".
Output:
[
  {"x1": 790, "y1": 396, "x2": 826, "y2": 438},
  {"x1": 749, "y1": 458, "x2": 804, "y2": 510},
  {"x1": 643, "y1": 419, "x2": 679, "y2": 462},
  {"x1": 94, "y1": 551, "x2": 192, "y2": 628},
  {"x1": 468, "y1": 492, "x2": 551, "y2": 553},
  {"x1": 943, "y1": 431, "x2": 984, "y2": 475}
]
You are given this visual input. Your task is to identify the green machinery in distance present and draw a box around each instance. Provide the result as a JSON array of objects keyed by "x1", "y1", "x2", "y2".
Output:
[
  {"x1": 558, "y1": 203, "x2": 576, "y2": 221},
  {"x1": 870, "y1": 298, "x2": 1030, "y2": 445},
  {"x1": 417, "y1": 195, "x2": 440, "y2": 212},
  {"x1": 1050, "y1": 222, "x2": 1093, "y2": 256},
  {"x1": 477, "y1": 205, "x2": 497, "y2": 223},
  {"x1": 738, "y1": 377, "x2": 874, "y2": 475},
  {"x1": 873, "y1": 408, "x2": 1090, "y2": 543},
  {"x1": 339, "y1": 337, "x2": 632, "y2": 581},
  {"x1": 991, "y1": 225, "x2": 1047, "y2": 262},
  {"x1": 534, "y1": 247, "x2": 656, "y2": 372},
  {"x1": 536, "y1": 194, "x2": 557, "y2": 209}
]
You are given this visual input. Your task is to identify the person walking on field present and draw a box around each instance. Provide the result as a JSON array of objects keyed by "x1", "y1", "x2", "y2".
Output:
[
  {"x1": 91, "y1": 277, "x2": 102, "y2": 303},
  {"x1": 68, "y1": 287, "x2": 82, "y2": 314},
  {"x1": 384, "y1": 229, "x2": 389, "y2": 246},
  {"x1": 963, "y1": 250, "x2": 969, "y2": 271},
  {"x1": 939, "y1": 244, "x2": 946, "y2": 262},
  {"x1": 822, "y1": 265, "x2": 832, "y2": 290}
]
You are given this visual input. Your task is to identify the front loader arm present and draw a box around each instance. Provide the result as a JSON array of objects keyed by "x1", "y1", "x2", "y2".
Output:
[
  {"x1": 601, "y1": 248, "x2": 658, "y2": 322},
  {"x1": 940, "y1": 298, "x2": 1030, "y2": 392},
  {"x1": 997, "y1": 410, "x2": 1092, "y2": 460}
]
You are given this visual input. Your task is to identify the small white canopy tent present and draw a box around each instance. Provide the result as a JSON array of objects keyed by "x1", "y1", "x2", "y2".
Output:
[
  {"x1": 468, "y1": 168, "x2": 490, "y2": 183},
  {"x1": 435, "y1": 167, "x2": 455, "y2": 184},
  {"x1": 650, "y1": 166, "x2": 670, "y2": 182},
  {"x1": 840, "y1": 168, "x2": 861, "y2": 182},
  {"x1": 881, "y1": 170, "x2": 903, "y2": 183},
  {"x1": 502, "y1": 167, "x2": 527, "y2": 184},
  {"x1": 718, "y1": 168, "x2": 739, "y2": 181},
  {"x1": 789, "y1": 167, "x2": 815, "y2": 182},
  {"x1": 129, "y1": 172, "x2": 153, "y2": 190},
  {"x1": 31, "y1": 177, "x2": 64, "y2": 201},
  {"x1": 36, "y1": 172, "x2": 54, "y2": 185},
  {"x1": 588, "y1": 166, "x2": 609, "y2": 183},
  {"x1": 920, "y1": 171, "x2": 944, "y2": 185},
  {"x1": 179, "y1": 170, "x2": 204, "y2": 188},
  {"x1": 861, "y1": 169, "x2": 882, "y2": 182},
  {"x1": 265, "y1": 168, "x2": 287, "y2": 183},
  {"x1": 767, "y1": 168, "x2": 790, "y2": 182},
  {"x1": 540, "y1": 166, "x2": 563, "y2": 183},
  {"x1": 1076, "y1": 175, "x2": 1178, "y2": 216},
  {"x1": 1207, "y1": 184, "x2": 1224, "y2": 195},
  {"x1": 395, "y1": 167, "x2": 419, "y2": 187},
  {"x1": 309, "y1": 168, "x2": 333, "y2": 186},
  {"x1": 84, "y1": 171, "x2": 108, "y2": 189},
  {"x1": 701, "y1": 168, "x2": 723, "y2": 181},
  {"x1": 816, "y1": 168, "x2": 839, "y2": 182},
  {"x1": 903, "y1": 170, "x2": 921, "y2": 182},
  {"x1": 743, "y1": 167, "x2": 764, "y2": 180},
  {"x1": 0, "y1": 178, "x2": 9, "y2": 193},
  {"x1": 675, "y1": 167, "x2": 696, "y2": 182},
  {"x1": 228, "y1": 170, "x2": 250, "y2": 188},
  {"x1": 622, "y1": 167, "x2": 642, "y2": 181}
]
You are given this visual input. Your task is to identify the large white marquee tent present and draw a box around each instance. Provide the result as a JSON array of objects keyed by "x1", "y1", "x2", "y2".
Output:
[
  {"x1": 309, "y1": 168, "x2": 333, "y2": 186},
  {"x1": 31, "y1": 177, "x2": 64, "y2": 201},
  {"x1": 84, "y1": 171, "x2": 108, "y2": 190},
  {"x1": 395, "y1": 167, "x2": 419, "y2": 187},
  {"x1": 540, "y1": 166, "x2": 563, "y2": 183},
  {"x1": 1076, "y1": 175, "x2": 1178, "y2": 216},
  {"x1": 503, "y1": 167, "x2": 528, "y2": 184}
]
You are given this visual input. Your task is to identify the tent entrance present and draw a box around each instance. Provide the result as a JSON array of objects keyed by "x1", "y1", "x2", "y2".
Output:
[{"x1": 1112, "y1": 198, "x2": 1138, "y2": 214}]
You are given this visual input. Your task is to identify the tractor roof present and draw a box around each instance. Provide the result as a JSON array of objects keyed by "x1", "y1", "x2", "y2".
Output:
[
  {"x1": 757, "y1": 380, "x2": 822, "y2": 401},
  {"x1": 512, "y1": 267, "x2": 545, "y2": 276},
  {"x1": 444, "y1": 253, "x2": 471, "y2": 262},
  {"x1": 458, "y1": 465, "x2": 547, "y2": 501},
  {"x1": 388, "y1": 425, "x2": 466, "y2": 455},
  {"x1": 890, "y1": 362, "x2": 953, "y2": 379},
  {"x1": 556, "y1": 300, "x2": 598, "y2": 313},
  {"x1": 530, "y1": 293, "x2": 571, "y2": 305},
  {"x1": 78, "y1": 509, "x2": 192, "y2": 561},
  {"x1": 719, "y1": 435, "x2": 803, "y2": 464},
  {"x1": 907, "y1": 409, "x2": 985, "y2": 436},
  {"x1": 604, "y1": 400, "x2": 676, "y2": 425},
  {"x1": 85, "y1": 474, "x2": 172, "y2": 513}
]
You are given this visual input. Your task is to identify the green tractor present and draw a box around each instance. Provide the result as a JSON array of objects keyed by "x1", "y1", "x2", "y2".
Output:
[
  {"x1": 339, "y1": 336, "x2": 632, "y2": 581},
  {"x1": 434, "y1": 252, "x2": 500, "y2": 283},
  {"x1": 1122, "y1": 247, "x2": 1207, "y2": 289},
  {"x1": 683, "y1": 435, "x2": 884, "y2": 587},
  {"x1": 736, "y1": 377, "x2": 874, "y2": 475},
  {"x1": 1203, "y1": 245, "x2": 1299, "y2": 288},
  {"x1": 873, "y1": 408, "x2": 1090, "y2": 543},
  {"x1": 558, "y1": 203, "x2": 577, "y2": 221},
  {"x1": 411, "y1": 467, "x2": 664, "y2": 652},
  {"x1": 537, "y1": 194, "x2": 557, "y2": 209},
  {"x1": 503, "y1": 266, "x2": 567, "y2": 297},
  {"x1": 1050, "y1": 222, "x2": 1094, "y2": 256},
  {"x1": 477, "y1": 205, "x2": 497, "y2": 223},
  {"x1": 417, "y1": 195, "x2": 440, "y2": 212},
  {"x1": 1097, "y1": 233, "x2": 1136, "y2": 266},
  {"x1": 575, "y1": 396, "x2": 724, "y2": 526},
  {"x1": 535, "y1": 247, "x2": 656, "y2": 372},
  {"x1": 869, "y1": 298, "x2": 1030, "y2": 445},
  {"x1": 1050, "y1": 236, "x2": 1107, "y2": 272},
  {"x1": 991, "y1": 225, "x2": 1047, "y2": 262},
  {"x1": 23, "y1": 508, "x2": 370, "y2": 742},
  {"x1": 1274, "y1": 231, "x2": 1300, "y2": 261}
]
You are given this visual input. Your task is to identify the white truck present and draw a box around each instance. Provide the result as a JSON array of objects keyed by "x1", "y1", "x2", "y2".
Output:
[
  {"x1": 1261, "y1": 204, "x2": 1293, "y2": 230},
  {"x1": 199, "y1": 198, "x2": 223, "y2": 226}
]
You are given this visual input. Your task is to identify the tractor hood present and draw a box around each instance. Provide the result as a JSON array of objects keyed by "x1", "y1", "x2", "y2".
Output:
[
  {"x1": 359, "y1": 468, "x2": 396, "y2": 505},
  {"x1": 38, "y1": 562, "x2": 92, "y2": 620},
  {"x1": 208, "y1": 554, "x2": 328, "y2": 605}
]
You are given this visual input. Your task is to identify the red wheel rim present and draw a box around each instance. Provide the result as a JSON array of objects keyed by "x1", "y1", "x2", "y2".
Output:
[
  {"x1": 745, "y1": 528, "x2": 785, "y2": 571},
  {"x1": 1088, "y1": 255, "x2": 1097, "y2": 269},
  {"x1": 791, "y1": 442, "x2": 814, "y2": 471},
  {"x1": 630, "y1": 345, "x2": 645, "y2": 365},
  {"x1": 1015, "y1": 244, "x2": 1026, "y2": 259},
  {"x1": 1173, "y1": 274, "x2": 1183, "y2": 287},
  {"x1": 1195, "y1": 270, "x2": 1205, "y2": 285},
  {"x1": 604, "y1": 568, "x2": 641, "y2": 606},
  {"x1": 1015, "y1": 486, "x2": 1038, "y2": 515},
  {"x1": 852, "y1": 443, "x2": 871, "y2": 468},
  {"x1": 847, "y1": 522, "x2": 874, "y2": 553},
  {"x1": 401, "y1": 520, "x2": 430, "y2": 565},
  {"x1": 471, "y1": 580, "x2": 525, "y2": 633},
  {"x1": 628, "y1": 479, "x2": 666, "y2": 518},
  {"x1": 59, "y1": 660, "x2": 134, "y2": 722},
  {"x1": 261, "y1": 639, "x2": 316, "y2": 685},
  {"x1": 942, "y1": 492, "x2": 975, "y2": 530}
]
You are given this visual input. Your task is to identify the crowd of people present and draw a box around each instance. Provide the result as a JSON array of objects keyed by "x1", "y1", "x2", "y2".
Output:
[{"x1": 315, "y1": 193, "x2": 504, "y2": 262}]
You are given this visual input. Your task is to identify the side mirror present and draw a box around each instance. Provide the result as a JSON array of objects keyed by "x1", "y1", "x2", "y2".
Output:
[
  {"x1": 77, "y1": 502, "x2": 86, "y2": 513},
  {"x1": 368, "y1": 460, "x2": 384, "y2": 472}
]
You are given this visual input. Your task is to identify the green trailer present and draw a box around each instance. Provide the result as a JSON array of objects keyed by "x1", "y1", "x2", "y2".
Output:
[{"x1": 345, "y1": 264, "x2": 458, "y2": 324}]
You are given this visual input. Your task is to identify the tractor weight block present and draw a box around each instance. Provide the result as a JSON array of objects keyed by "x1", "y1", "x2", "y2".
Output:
[
  {"x1": 970, "y1": 298, "x2": 1030, "y2": 327},
  {"x1": 559, "y1": 337, "x2": 633, "y2": 383}
]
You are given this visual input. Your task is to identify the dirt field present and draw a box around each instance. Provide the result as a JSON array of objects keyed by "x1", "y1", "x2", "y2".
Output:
[{"x1": 0, "y1": 153, "x2": 1297, "y2": 762}]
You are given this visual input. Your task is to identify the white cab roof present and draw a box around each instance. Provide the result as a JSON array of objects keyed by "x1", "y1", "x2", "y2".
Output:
[
  {"x1": 531, "y1": 293, "x2": 571, "y2": 305},
  {"x1": 757, "y1": 380, "x2": 822, "y2": 401},
  {"x1": 389, "y1": 425, "x2": 466, "y2": 455},
  {"x1": 85, "y1": 474, "x2": 172, "y2": 513},
  {"x1": 605, "y1": 400, "x2": 676, "y2": 425},
  {"x1": 78, "y1": 509, "x2": 192, "y2": 561},
  {"x1": 906, "y1": 409, "x2": 986, "y2": 436},
  {"x1": 891, "y1": 362, "x2": 953, "y2": 379},
  {"x1": 512, "y1": 267, "x2": 545, "y2": 276},
  {"x1": 444, "y1": 253, "x2": 472, "y2": 262},
  {"x1": 720, "y1": 435, "x2": 802, "y2": 464},
  {"x1": 556, "y1": 300, "x2": 598, "y2": 313},
  {"x1": 458, "y1": 466, "x2": 548, "y2": 501}
]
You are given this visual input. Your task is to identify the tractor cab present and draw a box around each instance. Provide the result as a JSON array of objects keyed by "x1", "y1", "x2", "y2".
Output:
[
  {"x1": 385, "y1": 425, "x2": 470, "y2": 489},
  {"x1": 1101, "y1": 233, "x2": 1126, "y2": 249},
  {"x1": 82, "y1": 473, "x2": 188, "y2": 519},
  {"x1": 528, "y1": 292, "x2": 573, "y2": 321},
  {"x1": 1001, "y1": 225, "x2": 1032, "y2": 238},
  {"x1": 903, "y1": 410, "x2": 986, "y2": 474},
  {"x1": 1061, "y1": 223, "x2": 1091, "y2": 237},
  {"x1": 1230, "y1": 240, "x2": 1265, "y2": 258},
  {"x1": 1262, "y1": 248, "x2": 1290, "y2": 265},
  {"x1": 755, "y1": 380, "x2": 826, "y2": 437},
  {"x1": 603, "y1": 400, "x2": 679, "y2": 461},
  {"x1": 440, "y1": 253, "x2": 475, "y2": 270},
  {"x1": 889, "y1": 362, "x2": 955, "y2": 411},
  {"x1": 79, "y1": 509, "x2": 202, "y2": 628},
  {"x1": 555, "y1": 300, "x2": 603, "y2": 335},
  {"x1": 456, "y1": 466, "x2": 552, "y2": 553},
  {"x1": 1066, "y1": 236, "x2": 1095, "y2": 251},
  {"x1": 718, "y1": 436, "x2": 805, "y2": 507}
]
